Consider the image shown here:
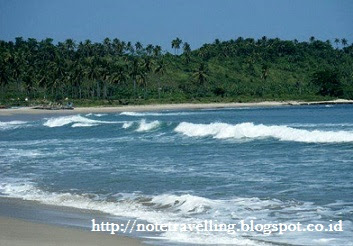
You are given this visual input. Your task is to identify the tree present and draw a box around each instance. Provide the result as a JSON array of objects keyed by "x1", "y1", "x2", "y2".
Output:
[
  {"x1": 135, "y1": 42, "x2": 143, "y2": 54},
  {"x1": 183, "y1": 42, "x2": 191, "y2": 63},
  {"x1": 171, "y1": 38, "x2": 182, "y2": 55},
  {"x1": 129, "y1": 58, "x2": 141, "y2": 97},
  {"x1": 334, "y1": 38, "x2": 340, "y2": 49},
  {"x1": 153, "y1": 45, "x2": 162, "y2": 57},
  {"x1": 311, "y1": 69, "x2": 343, "y2": 97},
  {"x1": 193, "y1": 63, "x2": 208, "y2": 85},
  {"x1": 146, "y1": 44, "x2": 154, "y2": 56},
  {"x1": 341, "y1": 38, "x2": 348, "y2": 47},
  {"x1": 261, "y1": 64, "x2": 269, "y2": 81},
  {"x1": 154, "y1": 58, "x2": 167, "y2": 98}
]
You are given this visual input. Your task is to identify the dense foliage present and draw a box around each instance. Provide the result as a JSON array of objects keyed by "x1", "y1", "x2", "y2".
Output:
[{"x1": 0, "y1": 36, "x2": 352, "y2": 106}]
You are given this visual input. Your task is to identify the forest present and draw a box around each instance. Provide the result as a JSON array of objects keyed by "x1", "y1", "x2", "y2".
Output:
[{"x1": 0, "y1": 36, "x2": 352, "y2": 106}]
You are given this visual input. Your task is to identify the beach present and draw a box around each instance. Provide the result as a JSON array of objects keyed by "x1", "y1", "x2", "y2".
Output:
[
  {"x1": 1, "y1": 99, "x2": 353, "y2": 116},
  {"x1": 0, "y1": 216, "x2": 142, "y2": 246},
  {"x1": 0, "y1": 197, "x2": 144, "y2": 246},
  {"x1": 1, "y1": 101, "x2": 353, "y2": 245}
]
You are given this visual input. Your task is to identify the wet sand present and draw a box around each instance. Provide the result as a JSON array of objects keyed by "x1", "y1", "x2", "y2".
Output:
[{"x1": 0, "y1": 216, "x2": 143, "y2": 246}]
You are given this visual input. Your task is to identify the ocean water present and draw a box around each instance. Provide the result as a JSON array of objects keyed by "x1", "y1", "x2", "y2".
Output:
[{"x1": 0, "y1": 105, "x2": 352, "y2": 245}]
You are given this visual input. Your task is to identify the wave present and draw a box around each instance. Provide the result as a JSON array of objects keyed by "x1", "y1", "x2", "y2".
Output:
[
  {"x1": 174, "y1": 122, "x2": 353, "y2": 143},
  {"x1": 0, "y1": 120, "x2": 28, "y2": 131},
  {"x1": 136, "y1": 119, "x2": 160, "y2": 132},
  {"x1": 1, "y1": 181, "x2": 350, "y2": 245},
  {"x1": 120, "y1": 111, "x2": 195, "y2": 117},
  {"x1": 85, "y1": 113, "x2": 107, "y2": 117},
  {"x1": 43, "y1": 115, "x2": 114, "y2": 128},
  {"x1": 122, "y1": 121, "x2": 134, "y2": 129}
]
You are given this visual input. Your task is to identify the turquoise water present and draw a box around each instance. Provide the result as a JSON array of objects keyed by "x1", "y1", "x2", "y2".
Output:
[{"x1": 0, "y1": 105, "x2": 352, "y2": 245}]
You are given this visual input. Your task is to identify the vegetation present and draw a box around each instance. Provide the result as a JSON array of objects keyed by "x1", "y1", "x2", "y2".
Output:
[{"x1": 0, "y1": 36, "x2": 352, "y2": 106}]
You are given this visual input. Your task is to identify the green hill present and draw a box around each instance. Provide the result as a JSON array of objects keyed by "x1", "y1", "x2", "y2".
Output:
[{"x1": 0, "y1": 37, "x2": 352, "y2": 106}]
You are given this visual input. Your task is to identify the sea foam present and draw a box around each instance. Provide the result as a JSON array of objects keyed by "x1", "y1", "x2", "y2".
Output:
[
  {"x1": 174, "y1": 122, "x2": 353, "y2": 143},
  {"x1": 43, "y1": 115, "x2": 113, "y2": 128},
  {"x1": 2, "y1": 180, "x2": 349, "y2": 245},
  {"x1": 136, "y1": 119, "x2": 161, "y2": 132},
  {"x1": 0, "y1": 120, "x2": 27, "y2": 130},
  {"x1": 120, "y1": 111, "x2": 195, "y2": 117}
]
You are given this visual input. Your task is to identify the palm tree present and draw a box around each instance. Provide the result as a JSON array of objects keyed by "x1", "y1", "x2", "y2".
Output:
[
  {"x1": 309, "y1": 36, "x2": 315, "y2": 43},
  {"x1": 141, "y1": 56, "x2": 154, "y2": 98},
  {"x1": 183, "y1": 42, "x2": 191, "y2": 64},
  {"x1": 261, "y1": 64, "x2": 269, "y2": 81},
  {"x1": 334, "y1": 38, "x2": 340, "y2": 49},
  {"x1": 171, "y1": 38, "x2": 183, "y2": 55},
  {"x1": 129, "y1": 58, "x2": 141, "y2": 97},
  {"x1": 135, "y1": 42, "x2": 143, "y2": 54},
  {"x1": 193, "y1": 63, "x2": 208, "y2": 86},
  {"x1": 153, "y1": 45, "x2": 162, "y2": 57},
  {"x1": 145, "y1": 44, "x2": 154, "y2": 56},
  {"x1": 103, "y1": 38, "x2": 112, "y2": 55},
  {"x1": 154, "y1": 58, "x2": 167, "y2": 98},
  {"x1": 341, "y1": 38, "x2": 348, "y2": 47}
]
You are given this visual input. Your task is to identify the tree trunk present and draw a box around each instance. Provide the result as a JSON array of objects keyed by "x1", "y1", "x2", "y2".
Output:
[
  {"x1": 158, "y1": 79, "x2": 161, "y2": 99},
  {"x1": 79, "y1": 86, "x2": 82, "y2": 99},
  {"x1": 103, "y1": 81, "x2": 107, "y2": 99},
  {"x1": 96, "y1": 81, "x2": 100, "y2": 99},
  {"x1": 133, "y1": 78, "x2": 136, "y2": 98}
]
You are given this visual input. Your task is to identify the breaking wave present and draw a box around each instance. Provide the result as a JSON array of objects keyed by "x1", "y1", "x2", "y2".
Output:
[
  {"x1": 121, "y1": 119, "x2": 161, "y2": 132},
  {"x1": 0, "y1": 120, "x2": 28, "y2": 131},
  {"x1": 43, "y1": 115, "x2": 114, "y2": 128},
  {"x1": 1, "y1": 181, "x2": 351, "y2": 245},
  {"x1": 174, "y1": 122, "x2": 353, "y2": 143},
  {"x1": 136, "y1": 119, "x2": 161, "y2": 132},
  {"x1": 120, "y1": 111, "x2": 195, "y2": 117},
  {"x1": 85, "y1": 113, "x2": 107, "y2": 117}
]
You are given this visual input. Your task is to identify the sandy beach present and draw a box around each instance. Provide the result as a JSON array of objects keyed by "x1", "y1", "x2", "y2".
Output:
[
  {"x1": 1, "y1": 99, "x2": 352, "y2": 116},
  {"x1": 0, "y1": 216, "x2": 143, "y2": 246}
]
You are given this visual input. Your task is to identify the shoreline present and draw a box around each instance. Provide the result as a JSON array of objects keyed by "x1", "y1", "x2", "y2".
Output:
[
  {"x1": 1, "y1": 99, "x2": 353, "y2": 116},
  {"x1": 0, "y1": 197, "x2": 145, "y2": 246},
  {"x1": 0, "y1": 216, "x2": 143, "y2": 246}
]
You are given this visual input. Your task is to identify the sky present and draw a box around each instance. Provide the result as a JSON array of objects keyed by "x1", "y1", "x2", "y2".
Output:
[{"x1": 0, "y1": 0, "x2": 352, "y2": 51}]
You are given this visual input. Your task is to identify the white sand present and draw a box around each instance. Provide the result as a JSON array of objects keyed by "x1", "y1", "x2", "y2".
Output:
[{"x1": 1, "y1": 99, "x2": 352, "y2": 116}]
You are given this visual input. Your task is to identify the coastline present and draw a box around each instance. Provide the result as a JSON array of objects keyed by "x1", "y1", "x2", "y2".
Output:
[
  {"x1": 0, "y1": 197, "x2": 145, "y2": 246},
  {"x1": 1, "y1": 99, "x2": 353, "y2": 116},
  {"x1": 0, "y1": 216, "x2": 143, "y2": 246}
]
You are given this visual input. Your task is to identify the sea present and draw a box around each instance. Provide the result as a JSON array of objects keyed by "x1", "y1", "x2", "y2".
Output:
[{"x1": 0, "y1": 104, "x2": 352, "y2": 245}]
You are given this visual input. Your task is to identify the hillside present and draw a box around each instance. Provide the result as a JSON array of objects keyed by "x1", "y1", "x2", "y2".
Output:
[{"x1": 0, "y1": 37, "x2": 352, "y2": 106}]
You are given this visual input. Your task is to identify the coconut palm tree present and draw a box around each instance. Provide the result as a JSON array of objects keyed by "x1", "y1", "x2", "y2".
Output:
[
  {"x1": 183, "y1": 42, "x2": 191, "y2": 64},
  {"x1": 334, "y1": 38, "x2": 340, "y2": 49},
  {"x1": 193, "y1": 63, "x2": 208, "y2": 85},
  {"x1": 341, "y1": 38, "x2": 348, "y2": 47},
  {"x1": 154, "y1": 58, "x2": 167, "y2": 98},
  {"x1": 153, "y1": 45, "x2": 162, "y2": 57},
  {"x1": 171, "y1": 38, "x2": 183, "y2": 55}
]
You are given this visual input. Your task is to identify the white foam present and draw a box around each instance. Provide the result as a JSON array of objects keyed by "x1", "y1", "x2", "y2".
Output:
[
  {"x1": 1, "y1": 181, "x2": 351, "y2": 245},
  {"x1": 120, "y1": 111, "x2": 195, "y2": 117},
  {"x1": 43, "y1": 115, "x2": 112, "y2": 128},
  {"x1": 122, "y1": 121, "x2": 134, "y2": 129},
  {"x1": 136, "y1": 119, "x2": 160, "y2": 132},
  {"x1": 174, "y1": 122, "x2": 353, "y2": 143},
  {"x1": 0, "y1": 120, "x2": 27, "y2": 130},
  {"x1": 85, "y1": 113, "x2": 107, "y2": 117}
]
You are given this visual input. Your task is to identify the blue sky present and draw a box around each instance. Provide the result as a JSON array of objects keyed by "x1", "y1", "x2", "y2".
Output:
[{"x1": 0, "y1": 0, "x2": 352, "y2": 50}]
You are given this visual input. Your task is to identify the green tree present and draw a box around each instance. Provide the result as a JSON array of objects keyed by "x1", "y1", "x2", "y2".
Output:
[
  {"x1": 154, "y1": 58, "x2": 167, "y2": 98},
  {"x1": 311, "y1": 69, "x2": 343, "y2": 97},
  {"x1": 171, "y1": 38, "x2": 182, "y2": 55},
  {"x1": 183, "y1": 42, "x2": 191, "y2": 64}
]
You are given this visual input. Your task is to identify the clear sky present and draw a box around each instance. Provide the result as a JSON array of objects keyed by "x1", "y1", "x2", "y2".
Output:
[{"x1": 0, "y1": 0, "x2": 352, "y2": 50}]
